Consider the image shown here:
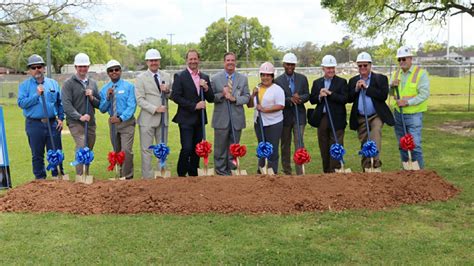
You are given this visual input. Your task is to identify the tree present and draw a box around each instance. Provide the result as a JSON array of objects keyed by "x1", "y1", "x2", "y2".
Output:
[
  {"x1": 0, "y1": 1, "x2": 98, "y2": 46},
  {"x1": 288, "y1": 42, "x2": 320, "y2": 67},
  {"x1": 321, "y1": 0, "x2": 474, "y2": 43},
  {"x1": 199, "y1": 15, "x2": 274, "y2": 65}
]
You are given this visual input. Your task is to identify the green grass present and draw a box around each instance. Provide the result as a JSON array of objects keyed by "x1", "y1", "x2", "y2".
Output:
[{"x1": 0, "y1": 78, "x2": 473, "y2": 263}]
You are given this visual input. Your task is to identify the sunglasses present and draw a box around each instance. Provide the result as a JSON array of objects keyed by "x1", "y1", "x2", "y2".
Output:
[
  {"x1": 398, "y1": 58, "x2": 408, "y2": 62},
  {"x1": 107, "y1": 67, "x2": 121, "y2": 73},
  {"x1": 358, "y1": 64, "x2": 369, "y2": 68},
  {"x1": 30, "y1": 65, "x2": 43, "y2": 70}
]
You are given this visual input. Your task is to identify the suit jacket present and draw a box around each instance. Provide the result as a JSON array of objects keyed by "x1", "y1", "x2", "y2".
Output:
[
  {"x1": 347, "y1": 72, "x2": 395, "y2": 130},
  {"x1": 275, "y1": 72, "x2": 310, "y2": 126},
  {"x1": 171, "y1": 69, "x2": 214, "y2": 126},
  {"x1": 135, "y1": 69, "x2": 173, "y2": 127},
  {"x1": 308, "y1": 75, "x2": 348, "y2": 130},
  {"x1": 210, "y1": 70, "x2": 250, "y2": 130}
]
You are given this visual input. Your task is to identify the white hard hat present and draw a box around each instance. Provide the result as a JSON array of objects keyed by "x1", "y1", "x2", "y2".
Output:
[
  {"x1": 321, "y1": 55, "x2": 337, "y2": 67},
  {"x1": 282, "y1": 53, "x2": 297, "y2": 64},
  {"x1": 397, "y1": 46, "x2": 414, "y2": 58},
  {"x1": 27, "y1": 54, "x2": 45, "y2": 66},
  {"x1": 259, "y1": 62, "x2": 275, "y2": 74},
  {"x1": 74, "y1": 53, "x2": 91, "y2": 66},
  {"x1": 356, "y1": 52, "x2": 372, "y2": 63},
  {"x1": 145, "y1": 49, "x2": 161, "y2": 60},
  {"x1": 106, "y1": 59, "x2": 121, "y2": 69}
]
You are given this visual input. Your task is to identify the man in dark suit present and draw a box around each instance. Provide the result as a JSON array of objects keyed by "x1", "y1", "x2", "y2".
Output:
[
  {"x1": 171, "y1": 49, "x2": 214, "y2": 176},
  {"x1": 348, "y1": 52, "x2": 395, "y2": 170},
  {"x1": 309, "y1": 55, "x2": 349, "y2": 173},
  {"x1": 275, "y1": 53, "x2": 309, "y2": 175}
]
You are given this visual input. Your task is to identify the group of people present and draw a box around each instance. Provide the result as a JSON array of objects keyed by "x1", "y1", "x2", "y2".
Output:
[{"x1": 17, "y1": 45, "x2": 429, "y2": 179}]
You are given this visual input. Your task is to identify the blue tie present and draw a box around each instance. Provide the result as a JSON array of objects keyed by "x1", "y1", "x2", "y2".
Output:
[{"x1": 289, "y1": 77, "x2": 295, "y2": 94}]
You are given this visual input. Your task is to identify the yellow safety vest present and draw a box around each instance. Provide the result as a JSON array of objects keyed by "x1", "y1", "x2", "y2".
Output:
[{"x1": 391, "y1": 66, "x2": 428, "y2": 114}]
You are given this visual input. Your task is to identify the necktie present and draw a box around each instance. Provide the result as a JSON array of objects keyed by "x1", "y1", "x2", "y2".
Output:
[
  {"x1": 112, "y1": 85, "x2": 117, "y2": 116},
  {"x1": 289, "y1": 77, "x2": 295, "y2": 94},
  {"x1": 227, "y1": 75, "x2": 233, "y2": 94},
  {"x1": 153, "y1": 73, "x2": 161, "y2": 93}
]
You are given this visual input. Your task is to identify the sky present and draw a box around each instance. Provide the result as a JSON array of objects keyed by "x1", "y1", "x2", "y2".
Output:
[{"x1": 78, "y1": 0, "x2": 474, "y2": 49}]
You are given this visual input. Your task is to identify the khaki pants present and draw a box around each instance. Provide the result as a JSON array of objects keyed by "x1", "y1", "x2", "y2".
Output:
[
  {"x1": 318, "y1": 114, "x2": 345, "y2": 173},
  {"x1": 357, "y1": 114, "x2": 383, "y2": 170},
  {"x1": 68, "y1": 122, "x2": 96, "y2": 175},
  {"x1": 109, "y1": 118, "x2": 136, "y2": 178},
  {"x1": 280, "y1": 124, "x2": 305, "y2": 175},
  {"x1": 139, "y1": 124, "x2": 168, "y2": 179}
]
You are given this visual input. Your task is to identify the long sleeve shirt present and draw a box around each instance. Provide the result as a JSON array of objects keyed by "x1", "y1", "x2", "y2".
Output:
[
  {"x1": 17, "y1": 77, "x2": 64, "y2": 120},
  {"x1": 357, "y1": 73, "x2": 376, "y2": 116},
  {"x1": 99, "y1": 79, "x2": 136, "y2": 121},
  {"x1": 390, "y1": 65, "x2": 430, "y2": 106}
]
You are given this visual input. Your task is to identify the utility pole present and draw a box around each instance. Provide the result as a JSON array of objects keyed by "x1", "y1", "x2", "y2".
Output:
[
  {"x1": 241, "y1": 23, "x2": 249, "y2": 65},
  {"x1": 167, "y1": 33, "x2": 175, "y2": 67},
  {"x1": 225, "y1": 0, "x2": 229, "y2": 52}
]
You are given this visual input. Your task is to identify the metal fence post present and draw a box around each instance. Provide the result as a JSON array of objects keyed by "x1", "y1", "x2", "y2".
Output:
[{"x1": 469, "y1": 63, "x2": 472, "y2": 112}]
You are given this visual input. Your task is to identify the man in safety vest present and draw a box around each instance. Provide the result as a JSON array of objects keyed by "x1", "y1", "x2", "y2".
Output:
[{"x1": 390, "y1": 46, "x2": 430, "y2": 169}]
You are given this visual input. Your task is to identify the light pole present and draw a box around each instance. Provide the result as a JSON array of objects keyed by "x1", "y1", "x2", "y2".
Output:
[{"x1": 167, "y1": 33, "x2": 175, "y2": 67}]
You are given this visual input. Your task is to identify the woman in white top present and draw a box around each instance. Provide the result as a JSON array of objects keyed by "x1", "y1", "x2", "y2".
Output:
[{"x1": 248, "y1": 62, "x2": 285, "y2": 173}]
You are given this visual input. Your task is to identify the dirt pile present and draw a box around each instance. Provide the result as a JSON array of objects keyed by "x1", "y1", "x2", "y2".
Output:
[{"x1": 0, "y1": 170, "x2": 459, "y2": 215}]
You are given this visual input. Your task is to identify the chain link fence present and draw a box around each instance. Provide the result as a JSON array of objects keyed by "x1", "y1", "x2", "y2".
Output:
[{"x1": 2, "y1": 64, "x2": 473, "y2": 111}]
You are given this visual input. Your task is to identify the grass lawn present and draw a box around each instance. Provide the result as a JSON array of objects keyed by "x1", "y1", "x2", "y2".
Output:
[{"x1": 0, "y1": 75, "x2": 473, "y2": 263}]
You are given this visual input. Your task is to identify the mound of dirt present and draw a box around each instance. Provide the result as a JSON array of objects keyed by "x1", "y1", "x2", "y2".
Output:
[{"x1": 0, "y1": 170, "x2": 459, "y2": 215}]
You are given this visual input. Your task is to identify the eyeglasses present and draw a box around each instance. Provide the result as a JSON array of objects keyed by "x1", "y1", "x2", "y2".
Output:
[
  {"x1": 398, "y1": 58, "x2": 407, "y2": 62},
  {"x1": 107, "y1": 67, "x2": 121, "y2": 73},
  {"x1": 29, "y1": 65, "x2": 43, "y2": 70},
  {"x1": 358, "y1": 64, "x2": 369, "y2": 68}
]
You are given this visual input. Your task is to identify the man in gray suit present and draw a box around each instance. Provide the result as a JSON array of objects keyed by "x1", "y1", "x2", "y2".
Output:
[
  {"x1": 211, "y1": 52, "x2": 250, "y2": 175},
  {"x1": 275, "y1": 53, "x2": 309, "y2": 175},
  {"x1": 135, "y1": 49, "x2": 173, "y2": 178}
]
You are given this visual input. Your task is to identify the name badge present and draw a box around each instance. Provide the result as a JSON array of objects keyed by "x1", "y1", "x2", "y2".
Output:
[{"x1": 118, "y1": 90, "x2": 125, "y2": 94}]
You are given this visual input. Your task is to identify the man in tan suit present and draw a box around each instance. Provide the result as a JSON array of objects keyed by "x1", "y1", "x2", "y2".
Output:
[{"x1": 135, "y1": 49, "x2": 172, "y2": 178}]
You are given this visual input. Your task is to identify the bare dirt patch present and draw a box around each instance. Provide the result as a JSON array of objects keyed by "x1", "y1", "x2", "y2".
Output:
[
  {"x1": 438, "y1": 120, "x2": 474, "y2": 137},
  {"x1": 0, "y1": 170, "x2": 459, "y2": 215}
]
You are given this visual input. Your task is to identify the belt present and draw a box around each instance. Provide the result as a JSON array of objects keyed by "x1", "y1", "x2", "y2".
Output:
[
  {"x1": 358, "y1": 113, "x2": 376, "y2": 117},
  {"x1": 27, "y1": 117, "x2": 57, "y2": 123}
]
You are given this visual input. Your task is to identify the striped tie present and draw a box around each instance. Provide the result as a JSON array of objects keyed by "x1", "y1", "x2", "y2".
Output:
[{"x1": 227, "y1": 75, "x2": 233, "y2": 94}]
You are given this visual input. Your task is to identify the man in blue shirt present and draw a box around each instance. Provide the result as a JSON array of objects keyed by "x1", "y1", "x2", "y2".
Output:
[
  {"x1": 99, "y1": 60, "x2": 137, "y2": 179},
  {"x1": 17, "y1": 54, "x2": 65, "y2": 179}
]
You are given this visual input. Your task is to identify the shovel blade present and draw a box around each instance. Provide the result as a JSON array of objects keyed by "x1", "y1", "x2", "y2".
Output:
[
  {"x1": 402, "y1": 160, "x2": 421, "y2": 171},
  {"x1": 259, "y1": 167, "x2": 275, "y2": 175},
  {"x1": 155, "y1": 170, "x2": 171, "y2": 178},
  {"x1": 62, "y1": 174, "x2": 70, "y2": 181},
  {"x1": 335, "y1": 168, "x2": 352, "y2": 173},
  {"x1": 231, "y1": 169, "x2": 248, "y2": 176},
  {"x1": 364, "y1": 167, "x2": 382, "y2": 173},
  {"x1": 75, "y1": 175, "x2": 93, "y2": 184},
  {"x1": 198, "y1": 167, "x2": 215, "y2": 176}
]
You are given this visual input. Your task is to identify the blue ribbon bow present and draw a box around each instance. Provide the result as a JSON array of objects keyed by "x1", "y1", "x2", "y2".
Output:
[
  {"x1": 149, "y1": 143, "x2": 170, "y2": 168},
  {"x1": 330, "y1": 143, "x2": 346, "y2": 161},
  {"x1": 359, "y1": 140, "x2": 379, "y2": 158},
  {"x1": 71, "y1": 147, "x2": 94, "y2": 166},
  {"x1": 46, "y1": 149, "x2": 64, "y2": 171},
  {"x1": 256, "y1": 141, "x2": 273, "y2": 159}
]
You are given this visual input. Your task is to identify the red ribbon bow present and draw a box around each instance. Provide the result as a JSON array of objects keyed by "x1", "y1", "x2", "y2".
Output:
[
  {"x1": 293, "y1": 147, "x2": 311, "y2": 165},
  {"x1": 230, "y1": 143, "x2": 247, "y2": 158},
  {"x1": 400, "y1": 133, "x2": 415, "y2": 151},
  {"x1": 107, "y1": 151, "x2": 125, "y2": 171},
  {"x1": 195, "y1": 140, "x2": 212, "y2": 165}
]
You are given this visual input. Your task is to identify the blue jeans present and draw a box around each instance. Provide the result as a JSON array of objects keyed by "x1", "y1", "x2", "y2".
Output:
[
  {"x1": 25, "y1": 119, "x2": 64, "y2": 179},
  {"x1": 394, "y1": 111, "x2": 424, "y2": 168}
]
